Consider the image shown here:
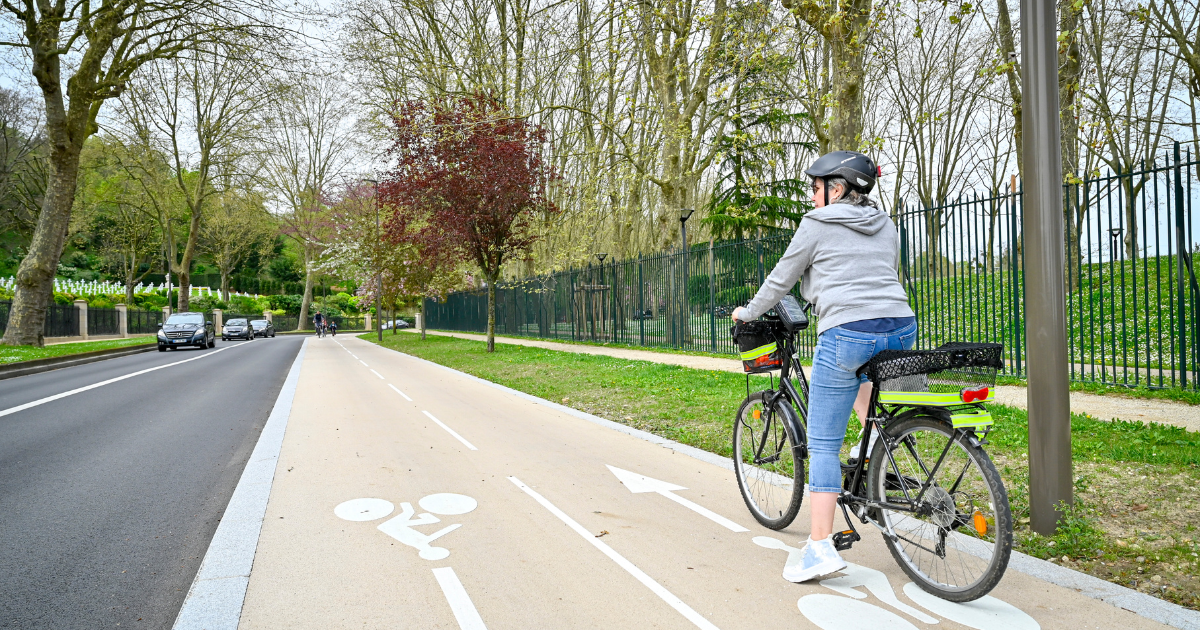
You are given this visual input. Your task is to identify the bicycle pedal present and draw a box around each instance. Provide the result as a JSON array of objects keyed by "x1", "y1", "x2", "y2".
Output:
[{"x1": 831, "y1": 529, "x2": 861, "y2": 551}]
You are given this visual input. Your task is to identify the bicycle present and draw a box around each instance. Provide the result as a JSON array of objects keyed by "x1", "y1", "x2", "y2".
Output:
[
  {"x1": 315, "y1": 322, "x2": 325, "y2": 338},
  {"x1": 731, "y1": 296, "x2": 1013, "y2": 602}
]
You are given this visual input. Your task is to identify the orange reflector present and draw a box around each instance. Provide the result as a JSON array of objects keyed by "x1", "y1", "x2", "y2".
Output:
[
  {"x1": 753, "y1": 409, "x2": 761, "y2": 420},
  {"x1": 973, "y1": 511, "x2": 988, "y2": 535}
]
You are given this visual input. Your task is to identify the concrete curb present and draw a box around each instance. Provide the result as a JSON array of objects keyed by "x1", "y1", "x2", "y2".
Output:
[
  {"x1": 171, "y1": 338, "x2": 307, "y2": 630},
  {"x1": 0, "y1": 343, "x2": 157, "y2": 381},
  {"x1": 368, "y1": 339, "x2": 1200, "y2": 630}
]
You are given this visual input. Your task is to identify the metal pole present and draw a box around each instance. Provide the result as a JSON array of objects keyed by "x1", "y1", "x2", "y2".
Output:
[
  {"x1": 374, "y1": 187, "x2": 382, "y2": 343},
  {"x1": 1021, "y1": 0, "x2": 1072, "y2": 535}
]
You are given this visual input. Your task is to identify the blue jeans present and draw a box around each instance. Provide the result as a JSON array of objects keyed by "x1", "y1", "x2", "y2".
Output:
[{"x1": 806, "y1": 322, "x2": 917, "y2": 493}]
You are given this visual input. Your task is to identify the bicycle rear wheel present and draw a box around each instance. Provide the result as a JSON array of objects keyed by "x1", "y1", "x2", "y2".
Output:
[
  {"x1": 867, "y1": 415, "x2": 1012, "y2": 601},
  {"x1": 733, "y1": 391, "x2": 805, "y2": 529}
]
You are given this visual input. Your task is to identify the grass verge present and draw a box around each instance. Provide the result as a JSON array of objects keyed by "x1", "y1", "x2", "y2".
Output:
[
  {"x1": 366, "y1": 332, "x2": 1200, "y2": 610},
  {"x1": 0, "y1": 336, "x2": 156, "y2": 365}
]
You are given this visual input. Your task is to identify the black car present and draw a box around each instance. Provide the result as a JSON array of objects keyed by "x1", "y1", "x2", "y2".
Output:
[
  {"x1": 222, "y1": 318, "x2": 254, "y2": 341},
  {"x1": 250, "y1": 319, "x2": 276, "y2": 338},
  {"x1": 158, "y1": 312, "x2": 216, "y2": 351}
]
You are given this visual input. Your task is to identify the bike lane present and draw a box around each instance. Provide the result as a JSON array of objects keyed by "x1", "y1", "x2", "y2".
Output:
[{"x1": 233, "y1": 335, "x2": 1179, "y2": 630}]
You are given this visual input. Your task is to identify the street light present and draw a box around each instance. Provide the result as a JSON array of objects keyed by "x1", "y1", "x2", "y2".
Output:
[
  {"x1": 363, "y1": 178, "x2": 382, "y2": 343},
  {"x1": 678, "y1": 208, "x2": 695, "y2": 347}
]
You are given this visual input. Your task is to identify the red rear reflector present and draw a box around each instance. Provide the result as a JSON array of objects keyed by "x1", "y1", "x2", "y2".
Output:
[
  {"x1": 961, "y1": 386, "x2": 989, "y2": 403},
  {"x1": 876, "y1": 165, "x2": 883, "y2": 177}
]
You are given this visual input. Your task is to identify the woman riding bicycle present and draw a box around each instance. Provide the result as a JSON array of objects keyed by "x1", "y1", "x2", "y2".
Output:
[{"x1": 732, "y1": 151, "x2": 916, "y2": 583}]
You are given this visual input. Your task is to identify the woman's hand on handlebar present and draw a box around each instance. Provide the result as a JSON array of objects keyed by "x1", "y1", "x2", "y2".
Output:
[{"x1": 731, "y1": 307, "x2": 749, "y2": 322}]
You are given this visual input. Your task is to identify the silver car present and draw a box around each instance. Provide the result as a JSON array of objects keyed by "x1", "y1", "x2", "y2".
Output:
[{"x1": 222, "y1": 318, "x2": 254, "y2": 341}]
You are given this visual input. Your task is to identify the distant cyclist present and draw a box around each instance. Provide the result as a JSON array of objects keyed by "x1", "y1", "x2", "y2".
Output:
[
  {"x1": 328, "y1": 319, "x2": 338, "y2": 336},
  {"x1": 314, "y1": 311, "x2": 325, "y2": 337}
]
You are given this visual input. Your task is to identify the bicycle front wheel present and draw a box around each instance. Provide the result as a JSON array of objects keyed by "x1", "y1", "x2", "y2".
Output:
[
  {"x1": 868, "y1": 415, "x2": 1012, "y2": 602},
  {"x1": 733, "y1": 391, "x2": 805, "y2": 529}
]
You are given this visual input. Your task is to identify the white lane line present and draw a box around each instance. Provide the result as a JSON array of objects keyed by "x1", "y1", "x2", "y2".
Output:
[
  {"x1": 507, "y1": 476, "x2": 721, "y2": 630},
  {"x1": 172, "y1": 339, "x2": 308, "y2": 630},
  {"x1": 422, "y1": 410, "x2": 478, "y2": 450},
  {"x1": 432, "y1": 567, "x2": 488, "y2": 630},
  {"x1": 359, "y1": 359, "x2": 369, "y2": 367},
  {"x1": 370, "y1": 369, "x2": 385, "y2": 380},
  {"x1": 388, "y1": 383, "x2": 413, "y2": 401},
  {"x1": 0, "y1": 343, "x2": 250, "y2": 419}
]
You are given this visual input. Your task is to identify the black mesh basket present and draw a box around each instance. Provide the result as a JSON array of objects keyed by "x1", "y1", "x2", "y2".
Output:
[
  {"x1": 863, "y1": 342, "x2": 1004, "y2": 393},
  {"x1": 731, "y1": 321, "x2": 784, "y2": 373}
]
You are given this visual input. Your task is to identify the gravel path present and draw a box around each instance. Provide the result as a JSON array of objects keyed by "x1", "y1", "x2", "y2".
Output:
[{"x1": 412, "y1": 330, "x2": 1200, "y2": 433}]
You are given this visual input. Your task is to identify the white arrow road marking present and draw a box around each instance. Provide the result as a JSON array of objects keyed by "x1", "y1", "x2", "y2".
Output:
[
  {"x1": 433, "y1": 567, "x2": 488, "y2": 630},
  {"x1": 422, "y1": 410, "x2": 478, "y2": 450},
  {"x1": 902, "y1": 583, "x2": 1040, "y2": 630},
  {"x1": 798, "y1": 594, "x2": 918, "y2": 630},
  {"x1": 819, "y1": 564, "x2": 938, "y2": 624},
  {"x1": 0, "y1": 342, "x2": 251, "y2": 418},
  {"x1": 508, "y1": 476, "x2": 722, "y2": 630},
  {"x1": 389, "y1": 383, "x2": 413, "y2": 401},
  {"x1": 370, "y1": 368, "x2": 385, "y2": 379},
  {"x1": 606, "y1": 465, "x2": 748, "y2": 533}
]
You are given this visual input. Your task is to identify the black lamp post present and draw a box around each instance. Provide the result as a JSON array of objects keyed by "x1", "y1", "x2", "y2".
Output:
[{"x1": 679, "y1": 208, "x2": 695, "y2": 346}]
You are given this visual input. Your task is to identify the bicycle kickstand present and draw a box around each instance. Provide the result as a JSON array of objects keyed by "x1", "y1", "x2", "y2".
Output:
[{"x1": 832, "y1": 496, "x2": 863, "y2": 552}]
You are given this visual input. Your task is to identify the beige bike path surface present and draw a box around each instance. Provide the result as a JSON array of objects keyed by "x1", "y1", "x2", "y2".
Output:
[
  {"x1": 238, "y1": 335, "x2": 1178, "y2": 630},
  {"x1": 413, "y1": 330, "x2": 1200, "y2": 434}
]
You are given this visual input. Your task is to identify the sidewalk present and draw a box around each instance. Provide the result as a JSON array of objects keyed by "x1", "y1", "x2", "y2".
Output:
[
  {"x1": 216, "y1": 335, "x2": 1195, "y2": 629},
  {"x1": 413, "y1": 330, "x2": 1200, "y2": 434}
]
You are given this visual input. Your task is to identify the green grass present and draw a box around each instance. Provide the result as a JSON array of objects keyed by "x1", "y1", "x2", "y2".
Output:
[
  {"x1": 367, "y1": 331, "x2": 1200, "y2": 608},
  {"x1": 0, "y1": 336, "x2": 156, "y2": 365}
]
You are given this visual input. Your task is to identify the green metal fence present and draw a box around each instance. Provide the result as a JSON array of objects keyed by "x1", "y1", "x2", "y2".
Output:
[{"x1": 425, "y1": 142, "x2": 1200, "y2": 389}]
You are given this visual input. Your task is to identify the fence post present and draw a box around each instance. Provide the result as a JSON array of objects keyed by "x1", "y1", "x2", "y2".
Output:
[
  {"x1": 163, "y1": 305, "x2": 171, "y2": 320},
  {"x1": 116, "y1": 304, "x2": 128, "y2": 338},
  {"x1": 213, "y1": 308, "x2": 224, "y2": 332},
  {"x1": 709, "y1": 238, "x2": 716, "y2": 352},
  {"x1": 74, "y1": 299, "x2": 88, "y2": 340},
  {"x1": 365, "y1": 312, "x2": 372, "y2": 333},
  {"x1": 638, "y1": 256, "x2": 645, "y2": 346},
  {"x1": 1175, "y1": 141, "x2": 1189, "y2": 388},
  {"x1": 263, "y1": 310, "x2": 273, "y2": 323}
]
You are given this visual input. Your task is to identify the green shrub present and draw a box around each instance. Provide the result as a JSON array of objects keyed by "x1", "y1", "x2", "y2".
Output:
[{"x1": 715, "y1": 285, "x2": 755, "y2": 306}]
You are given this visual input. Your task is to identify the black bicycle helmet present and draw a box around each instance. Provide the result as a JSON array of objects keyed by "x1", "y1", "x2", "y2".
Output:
[{"x1": 804, "y1": 151, "x2": 880, "y2": 206}]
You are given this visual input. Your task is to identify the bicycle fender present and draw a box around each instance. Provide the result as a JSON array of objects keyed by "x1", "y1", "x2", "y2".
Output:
[{"x1": 776, "y1": 401, "x2": 808, "y2": 460}]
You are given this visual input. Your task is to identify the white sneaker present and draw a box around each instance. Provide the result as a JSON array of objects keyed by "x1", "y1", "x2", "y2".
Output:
[
  {"x1": 783, "y1": 537, "x2": 847, "y2": 583},
  {"x1": 848, "y1": 432, "x2": 879, "y2": 462}
]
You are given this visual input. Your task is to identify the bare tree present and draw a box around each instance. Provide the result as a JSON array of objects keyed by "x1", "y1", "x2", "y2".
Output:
[
  {"x1": 262, "y1": 69, "x2": 356, "y2": 329},
  {"x1": 200, "y1": 188, "x2": 275, "y2": 301}
]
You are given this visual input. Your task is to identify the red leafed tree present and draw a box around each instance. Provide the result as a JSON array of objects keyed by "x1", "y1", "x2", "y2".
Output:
[{"x1": 381, "y1": 94, "x2": 558, "y2": 352}]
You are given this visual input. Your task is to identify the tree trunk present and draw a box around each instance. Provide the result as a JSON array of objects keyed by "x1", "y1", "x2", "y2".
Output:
[
  {"x1": 125, "y1": 266, "x2": 137, "y2": 307},
  {"x1": 827, "y1": 23, "x2": 866, "y2": 150},
  {"x1": 486, "y1": 273, "x2": 497, "y2": 352},
  {"x1": 1, "y1": 144, "x2": 82, "y2": 346},
  {"x1": 221, "y1": 271, "x2": 231, "y2": 302},
  {"x1": 297, "y1": 252, "x2": 314, "y2": 330},
  {"x1": 420, "y1": 297, "x2": 427, "y2": 340},
  {"x1": 178, "y1": 271, "x2": 191, "y2": 312},
  {"x1": 1060, "y1": 0, "x2": 1083, "y2": 291}
]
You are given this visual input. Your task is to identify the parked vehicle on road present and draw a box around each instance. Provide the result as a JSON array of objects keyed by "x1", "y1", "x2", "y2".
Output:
[
  {"x1": 158, "y1": 313, "x2": 215, "y2": 351},
  {"x1": 222, "y1": 319, "x2": 254, "y2": 341},
  {"x1": 250, "y1": 319, "x2": 276, "y2": 338},
  {"x1": 381, "y1": 319, "x2": 410, "y2": 329}
]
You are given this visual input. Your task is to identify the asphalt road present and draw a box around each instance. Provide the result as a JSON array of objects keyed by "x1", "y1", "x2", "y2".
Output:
[{"x1": 0, "y1": 335, "x2": 305, "y2": 629}]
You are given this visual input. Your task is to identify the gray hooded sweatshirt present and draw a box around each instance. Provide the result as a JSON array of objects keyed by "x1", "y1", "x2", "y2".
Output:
[{"x1": 742, "y1": 203, "x2": 914, "y2": 334}]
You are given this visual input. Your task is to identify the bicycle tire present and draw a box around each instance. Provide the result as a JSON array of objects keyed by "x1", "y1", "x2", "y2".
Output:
[
  {"x1": 867, "y1": 415, "x2": 1012, "y2": 602},
  {"x1": 733, "y1": 391, "x2": 805, "y2": 529}
]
